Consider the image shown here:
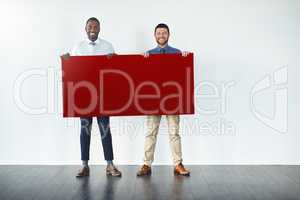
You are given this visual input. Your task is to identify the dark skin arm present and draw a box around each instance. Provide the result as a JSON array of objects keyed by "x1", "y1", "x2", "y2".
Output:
[
  {"x1": 107, "y1": 53, "x2": 117, "y2": 59},
  {"x1": 61, "y1": 53, "x2": 116, "y2": 60},
  {"x1": 61, "y1": 53, "x2": 70, "y2": 60}
]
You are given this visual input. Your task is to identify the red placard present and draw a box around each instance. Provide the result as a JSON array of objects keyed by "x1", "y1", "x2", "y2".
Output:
[{"x1": 62, "y1": 53, "x2": 194, "y2": 117}]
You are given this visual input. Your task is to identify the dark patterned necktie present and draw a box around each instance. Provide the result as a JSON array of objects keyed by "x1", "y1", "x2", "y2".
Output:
[
  {"x1": 89, "y1": 42, "x2": 96, "y2": 46},
  {"x1": 160, "y1": 48, "x2": 166, "y2": 54}
]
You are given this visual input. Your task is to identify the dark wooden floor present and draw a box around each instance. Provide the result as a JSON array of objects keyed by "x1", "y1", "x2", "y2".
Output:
[{"x1": 0, "y1": 165, "x2": 300, "y2": 200}]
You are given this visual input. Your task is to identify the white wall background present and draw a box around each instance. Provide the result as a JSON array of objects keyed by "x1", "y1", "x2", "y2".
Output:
[{"x1": 0, "y1": 0, "x2": 299, "y2": 165}]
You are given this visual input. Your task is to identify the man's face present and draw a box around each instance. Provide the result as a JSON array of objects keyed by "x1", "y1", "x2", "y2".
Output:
[
  {"x1": 85, "y1": 20, "x2": 100, "y2": 42},
  {"x1": 155, "y1": 28, "x2": 169, "y2": 46}
]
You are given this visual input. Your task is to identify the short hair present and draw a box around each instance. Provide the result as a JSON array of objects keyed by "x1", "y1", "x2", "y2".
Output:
[
  {"x1": 154, "y1": 23, "x2": 169, "y2": 33},
  {"x1": 86, "y1": 17, "x2": 100, "y2": 26}
]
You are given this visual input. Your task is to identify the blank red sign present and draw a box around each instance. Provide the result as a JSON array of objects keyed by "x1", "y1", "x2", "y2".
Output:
[{"x1": 62, "y1": 53, "x2": 194, "y2": 117}]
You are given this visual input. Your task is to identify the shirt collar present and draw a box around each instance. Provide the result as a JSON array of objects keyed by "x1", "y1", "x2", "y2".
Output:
[
  {"x1": 157, "y1": 44, "x2": 169, "y2": 50},
  {"x1": 86, "y1": 37, "x2": 101, "y2": 45}
]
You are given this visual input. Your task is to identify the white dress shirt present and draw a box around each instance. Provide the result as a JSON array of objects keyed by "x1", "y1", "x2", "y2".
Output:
[{"x1": 71, "y1": 37, "x2": 114, "y2": 56}]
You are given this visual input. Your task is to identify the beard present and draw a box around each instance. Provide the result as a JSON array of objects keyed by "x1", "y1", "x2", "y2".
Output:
[
  {"x1": 156, "y1": 37, "x2": 168, "y2": 46},
  {"x1": 88, "y1": 32, "x2": 99, "y2": 41}
]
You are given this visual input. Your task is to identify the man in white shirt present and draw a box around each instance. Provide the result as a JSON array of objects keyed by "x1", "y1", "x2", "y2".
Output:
[{"x1": 62, "y1": 17, "x2": 121, "y2": 177}]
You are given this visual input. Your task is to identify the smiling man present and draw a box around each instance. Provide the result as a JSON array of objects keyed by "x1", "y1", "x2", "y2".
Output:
[
  {"x1": 62, "y1": 17, "x2": 121, "y2": 177},
  {"x1": 137, "y1": 23, "x2": 190, "y2": 176}
]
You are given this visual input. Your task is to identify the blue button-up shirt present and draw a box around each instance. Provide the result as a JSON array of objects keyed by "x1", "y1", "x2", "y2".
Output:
[{"x1": 147, "y1": 44, "x2": 181, "y2": 54}]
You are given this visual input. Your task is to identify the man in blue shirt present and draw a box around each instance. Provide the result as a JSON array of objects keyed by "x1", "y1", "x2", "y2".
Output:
[
  {"x1": 147, "y1": 42, "x2": 181, "y2": 54},
  {"x1": 137, "y1": 23, "x2": 190, "y2": 176}
]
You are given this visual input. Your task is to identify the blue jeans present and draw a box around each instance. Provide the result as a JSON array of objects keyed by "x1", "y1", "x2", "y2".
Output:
[{"x1": 80, "y1": 117, "x2": 114, "y2": 161}]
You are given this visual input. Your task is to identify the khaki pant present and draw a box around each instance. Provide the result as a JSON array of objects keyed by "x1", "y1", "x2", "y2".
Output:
[{"x1": 143, "y1": 115, "x2": 182, "y2": 166}]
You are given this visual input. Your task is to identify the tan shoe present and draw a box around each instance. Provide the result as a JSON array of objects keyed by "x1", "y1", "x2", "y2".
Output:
[
  {"x1": 137, "y1": 164, "x2": 151, "y2": 176},
  {"x1": 106, "y1": 165, "x2": 122, "y2": 177},
  {"x1": 174, "y1": 163, "x2": 190, "y2": 176},
  {"x1": 76, "y1": 166, "x2": 90, "y2": 177}
]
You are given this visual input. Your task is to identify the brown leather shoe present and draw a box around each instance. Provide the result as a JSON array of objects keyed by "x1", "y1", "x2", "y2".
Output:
[
  {"x1": 76, "y1": 166, "x2": 90, "y2": 177},
  {"x1": 106, "y1": 165, "x2": 122, "y2": 177},
  {"x1": 174, "y1": 163, "x2": 190, "y2": 176},
  {"x1": 137, "y1": 164, "x2": 151, "y2": 176}
]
